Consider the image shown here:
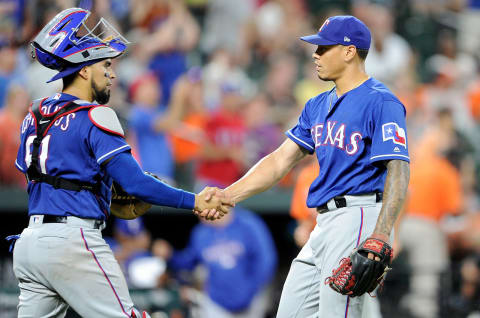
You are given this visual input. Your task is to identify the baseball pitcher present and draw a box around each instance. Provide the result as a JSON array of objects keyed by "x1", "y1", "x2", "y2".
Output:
[{"x1": 206, "y1": 15, "x2": 410, "y2": 317}]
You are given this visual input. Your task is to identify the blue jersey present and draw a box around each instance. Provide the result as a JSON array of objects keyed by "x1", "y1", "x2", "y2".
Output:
[
  {"x1": 15, "y1": 93, "x2": 131, "y2": 220},
  {"x1": 286, "y1": 78, "x2": 409, "y2": 207}
]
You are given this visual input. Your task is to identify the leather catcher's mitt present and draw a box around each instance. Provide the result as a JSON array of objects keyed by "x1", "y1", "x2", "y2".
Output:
[
  {"x1": 110, "y1": 172, "x2": 160, "y2": 219},
  {"x1": 325, "y1": 237, "x2": 393, "y2": 297}
]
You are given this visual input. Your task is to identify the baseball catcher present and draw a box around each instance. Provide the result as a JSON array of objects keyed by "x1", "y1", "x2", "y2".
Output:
[{"x1": 325, "y1": 236, "x2": 393, "y2": 297}]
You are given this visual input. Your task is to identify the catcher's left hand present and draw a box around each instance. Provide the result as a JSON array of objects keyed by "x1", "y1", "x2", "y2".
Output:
[
  {"x1": 325, "y1": 236, "x2": 393, "y2": 297},
  {"x1": 110, "y1": 172, "x2": 160, "y2": 219}
]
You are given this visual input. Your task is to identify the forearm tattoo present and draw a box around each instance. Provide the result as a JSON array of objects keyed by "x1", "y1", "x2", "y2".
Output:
[{"x1": 374, "y1": 160, "x2": 410, "y2": 237}]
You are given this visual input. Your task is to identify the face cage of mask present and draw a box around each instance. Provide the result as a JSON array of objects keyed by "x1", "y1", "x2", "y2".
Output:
[{"x1": 69, "y1": 12, "x2": 130, "y2": 47}]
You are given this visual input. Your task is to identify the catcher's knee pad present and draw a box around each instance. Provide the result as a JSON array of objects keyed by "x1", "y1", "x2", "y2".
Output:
[{"x1": 131, "y1": 308, "x2": 151, "y2": 318}]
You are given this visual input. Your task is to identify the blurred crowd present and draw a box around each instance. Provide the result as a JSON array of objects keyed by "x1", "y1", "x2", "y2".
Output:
[{"x1": 2, "y1": 0, "x2": 480, "y2": 317}]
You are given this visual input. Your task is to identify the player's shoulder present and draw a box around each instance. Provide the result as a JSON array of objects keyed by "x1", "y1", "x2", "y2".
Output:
[
  {"x1": 87, "y1": 104, "x2": 125, "y2": 137},
  {"x1": 364, "y1": 78, "x2": 405, "y2": 111}
]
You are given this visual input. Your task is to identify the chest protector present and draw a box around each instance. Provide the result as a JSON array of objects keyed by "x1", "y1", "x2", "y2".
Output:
[{"x1": 26, "y1": 98, "x2": 100, "y2": 193}]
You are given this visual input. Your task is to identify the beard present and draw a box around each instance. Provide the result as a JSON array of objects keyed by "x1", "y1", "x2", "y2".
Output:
[{"x1": 92, "y1": 80, "x2": 111, "y2": 104}]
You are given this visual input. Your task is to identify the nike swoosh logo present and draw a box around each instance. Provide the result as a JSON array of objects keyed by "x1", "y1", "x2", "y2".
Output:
[{"x1": 39, "y1": 120, "x2": 50, "y2": 124}]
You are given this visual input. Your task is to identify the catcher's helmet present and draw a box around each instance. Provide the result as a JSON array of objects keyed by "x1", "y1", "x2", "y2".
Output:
[{"x1": 31, "y1": 8, "x2": 129, "y2": 82}]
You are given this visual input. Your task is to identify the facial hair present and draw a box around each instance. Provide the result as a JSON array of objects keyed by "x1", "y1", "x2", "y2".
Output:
[{"x1": 92, "y1": 80, "x2": 110, "y2": 104}]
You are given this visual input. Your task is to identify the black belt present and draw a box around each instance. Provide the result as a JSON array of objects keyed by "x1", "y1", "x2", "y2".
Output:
[
  {"x1": 42, "y1": 215, "x2": 104, "y2": 229},
  {"x1": 316, "y1": 193, "x2": 383, "y2": 214}
]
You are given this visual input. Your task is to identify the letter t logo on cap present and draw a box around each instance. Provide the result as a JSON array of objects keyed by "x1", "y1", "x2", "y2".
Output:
[{"x1": 319, "y1": 19, "x2": 330, "y2": 32}]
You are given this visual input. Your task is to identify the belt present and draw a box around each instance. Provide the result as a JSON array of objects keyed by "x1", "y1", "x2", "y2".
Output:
[
  {"x1": 30, "y1": 215, "x2": 105, "y2": 230},
  {"x1": 316, "y1": 192, "x2": 383, "y2": 214}
]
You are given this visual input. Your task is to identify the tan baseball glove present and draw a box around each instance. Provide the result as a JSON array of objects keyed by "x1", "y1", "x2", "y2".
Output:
[{"x1": 110, "y1": 172, "x2": 161, "y2": 219}]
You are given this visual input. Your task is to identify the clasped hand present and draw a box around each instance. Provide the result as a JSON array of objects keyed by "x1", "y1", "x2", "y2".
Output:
[{"x1": 194, "y1": 187, "x2": 234, "y2": 220}]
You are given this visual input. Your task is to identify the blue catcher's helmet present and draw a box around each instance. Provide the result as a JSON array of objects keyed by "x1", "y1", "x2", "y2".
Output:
[{"x1": 31, "y1": 8, "x2": 129, "y2": 82}]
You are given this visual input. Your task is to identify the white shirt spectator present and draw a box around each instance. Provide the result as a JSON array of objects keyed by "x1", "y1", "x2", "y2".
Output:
[{"x1": 365, "y1": 33, "x2": 412, "y2": 88}]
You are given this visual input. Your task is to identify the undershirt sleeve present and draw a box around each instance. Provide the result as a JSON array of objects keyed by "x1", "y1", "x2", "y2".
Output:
[{"x1": 105, "y1": 152, "x2": 195, "y2": 210}]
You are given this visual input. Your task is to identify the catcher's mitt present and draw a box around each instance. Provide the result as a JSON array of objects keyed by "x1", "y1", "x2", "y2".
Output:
[
  {"x1": 325, "y1": 237, "x2": 393, "y2": 297},
  {"x1": 110, "y1": 172, "x2": 160, "y2": 219}
]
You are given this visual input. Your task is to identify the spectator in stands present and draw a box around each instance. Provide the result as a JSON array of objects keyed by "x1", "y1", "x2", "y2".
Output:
[
  {"x1": 131, "y1": 0, "x2": 200, "y2": 105},
  {"x1": 155, "y1": 206, "x2": 277, "y2": 318},
  {"x1": 200, "y1": 0, "x2": 254, "y2": 56},
  {"x1": 168, "y1": 67, "x2": 208, "y2": 190},
  {"x1": 243, "y1": 93, "x2": 282, "y2": 167},
  {"x1": 111, "y1": 217, "x2": 151, "y2": 278},
  {"x1": 115, "y1": 29, "x2": 152, "y2": 90},
  {"x1": 399, "y1": 119, "x2": 463, "y2": 318},
  {"x1": 241, "y1": 0, "x2": 309, "y2": 80},
  {"x1": 196, "y1": 83, "x2": 247, "y2": 189},
  {"x1": 289, "y1": 158, "x2": 318, "y2": 248},
  {"x1": 361, "y1": 3, "x2": 413, "y2": 89},
  {"x1": 262, "y1": 53, "x2": 299, "y2": 130},
  {"x1": 109, "y1": 218, "x2": 188, "y2": 317},
  {"x1": 0, "y1": 40, "x2": 28, "y2": 108},
  {"x1": 294, "y1": 62, "x2": 334, "y2": 110},
  {"x1": 425, "y1": 29, "x2": 477, "y2": 89},
  {"x1": 0, "y1": 83, "x2": 29, "y2": 187},
  {"x1": 449, "y1": 255, "x2": 480, "y2": 317},
  {"x1": 436, "y1": 108, "x2": 477, "y2": 210},
  {"x1": 24, "y1": 5, "x2": 62, "y2": 99},
  {"x1": 422, "y1": 30, "x2": 478, "y2": 141},
  {"x1": 128, "y1": 73, "x2": 176, "y2": 182},
  {"x1": 202, "y1": 48, "x2": 255, "y2": 110}
]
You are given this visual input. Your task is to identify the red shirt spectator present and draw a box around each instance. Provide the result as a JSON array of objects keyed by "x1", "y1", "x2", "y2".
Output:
[
  {"x1": 197, "y1": 108, "x2": 246, "y2": 187},
  {"x1": 0, "y1": 84, "x2": 29, "y2": 188}
]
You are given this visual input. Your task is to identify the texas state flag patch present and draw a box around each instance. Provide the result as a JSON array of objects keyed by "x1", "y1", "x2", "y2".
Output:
[{"x1": 382, "y1": 122, "x2": 406, "y2": 147}]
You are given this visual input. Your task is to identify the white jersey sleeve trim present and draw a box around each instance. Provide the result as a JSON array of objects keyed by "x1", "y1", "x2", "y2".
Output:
[
  {"x1": 286, "y1": 130, "x2": 314, "y2": 150},
  {"x1": 370, "y1": 154, "x2": 410, "y2": 160},
  {"x1": 15, "y1": 159, "x2": 25, "y2": 172},
  {"x1": 88, "y1": 106, "x2": 124, "y2": 137},
  {"x1": 97, "y1": 145, "x2": 130, "y2": 164}
]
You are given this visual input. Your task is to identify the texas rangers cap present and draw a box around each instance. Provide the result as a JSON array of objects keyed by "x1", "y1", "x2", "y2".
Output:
[{"x1": 300, "y1": 15, "x2": 371, "y2": 50}]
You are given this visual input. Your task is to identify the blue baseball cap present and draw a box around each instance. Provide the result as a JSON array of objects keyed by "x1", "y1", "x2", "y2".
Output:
[{"x1": 300, "y1": 15, "x2": 371, "y2": 50}]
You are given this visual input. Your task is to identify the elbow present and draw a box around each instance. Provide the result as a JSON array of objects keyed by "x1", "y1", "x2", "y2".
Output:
[{"x1": 115, "y1": 173, "x2": 146, "y2": 197}]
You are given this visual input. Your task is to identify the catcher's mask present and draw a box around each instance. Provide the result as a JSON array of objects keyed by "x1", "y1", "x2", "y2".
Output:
[{"x1": 31, "y1": 8, "x2": 129, "y2": 82}]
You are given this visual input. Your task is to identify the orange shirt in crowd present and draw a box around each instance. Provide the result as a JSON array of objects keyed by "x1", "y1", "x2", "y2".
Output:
[
  {"x1": 405, "y1": 151, "x2": 462, "y2": 222},
  {"x1": 468, "y1": 81, "x2": 480, "y2": 121},
  {"x1": 169, "y1": 113, "x2": 207, "y2": 164},
  {"x1": 290, "y1": 162, "x2": 319, "y2": 221}
]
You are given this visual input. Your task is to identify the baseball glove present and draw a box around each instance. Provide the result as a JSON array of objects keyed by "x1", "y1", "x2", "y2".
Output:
[
  {"x1": 325, "y1": 237, "x2": 393, "y2": 297},
  {"x1": 110, "y1": 172, "x2": 160, "y2": 219}
]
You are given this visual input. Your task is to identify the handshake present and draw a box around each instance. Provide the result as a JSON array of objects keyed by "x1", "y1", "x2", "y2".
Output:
[{"x1": 194, "y1": 187, "x2": 234, "y2": 220}]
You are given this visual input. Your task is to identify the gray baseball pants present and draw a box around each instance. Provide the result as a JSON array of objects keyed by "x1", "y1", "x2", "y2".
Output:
[
  {"x1": 276, "y1": 195, "x2": 386, "y2": 318},
  {"x1": 12, "y1": 215, "x2": 138, "y2": 318}
]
